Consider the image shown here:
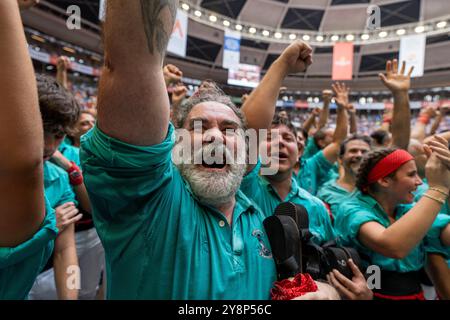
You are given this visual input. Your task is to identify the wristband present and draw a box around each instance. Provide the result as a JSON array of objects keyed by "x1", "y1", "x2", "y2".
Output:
[
  {"x1": 418, "y1": 115, "x2": 430, "y2": 125},
  {"x1": 423, "y1": 193, "x2": 446, "y2": 205},
  {"x1": 67, "y1": 161, "x2": 83, "y2": 186},
  {"x1": 428, "y1": 187, "x2": 450, "y2": 197}
]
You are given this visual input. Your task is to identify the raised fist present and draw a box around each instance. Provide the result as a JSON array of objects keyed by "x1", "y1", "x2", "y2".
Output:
[
  {"x1": 322, "y1": 90, "x2": 333, "y2": 104},
  {"x1": 277, "y1": 40, "x2": 313, "y2": 75},
  {"x1": 163, "y1": 64, "x2": 183, "y2": 86},
  {"x1": 57, "y1": 56, "x2": 71, "y2": 71}
]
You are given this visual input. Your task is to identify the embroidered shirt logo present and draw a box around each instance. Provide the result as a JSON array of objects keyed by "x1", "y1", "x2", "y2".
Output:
[{"x1": 252, "y1": 229, "x2": 272, "y2": 259}]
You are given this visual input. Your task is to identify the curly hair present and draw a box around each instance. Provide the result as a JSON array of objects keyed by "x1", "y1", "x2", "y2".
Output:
[
  {"x1": 36, "y1": 74, "x2": 80, "y2": 136},
  {"x1": 175, "y1": 83, "x2": 246, "y2": 130},
  {"x1": 356, "y1": 147, "x2": 398, "y2": 193}
]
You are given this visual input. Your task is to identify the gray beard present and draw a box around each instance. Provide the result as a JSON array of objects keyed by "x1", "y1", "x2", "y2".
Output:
[{"x1": 172, "y1": 141, "x2": 247, "y2": 207}]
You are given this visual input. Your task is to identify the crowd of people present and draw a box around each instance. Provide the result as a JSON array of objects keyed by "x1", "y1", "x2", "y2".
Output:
[{"x1": 1, "y1": 0, "x2": 449, "y2": 301}]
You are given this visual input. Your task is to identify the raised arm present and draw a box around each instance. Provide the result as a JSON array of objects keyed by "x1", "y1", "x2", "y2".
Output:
[
  {"x1": 0, "y1": 0, "x2": 45, "y2": 247},
  {"x1": 97, "y1": 0, "x2": 178, "y2": 146},
  {"x1": 241, "y1": 40, "x2": 312, "y2": 132},
  {"x1": 426, "y1": 253, "x2": 450, "y2": 299},
  {"x1": 379, "y1": 60, "x2": 413, "y2": 150},
  {"x1": 303, "y1": 108, "x2": 320, "y2": 133},
  {"x1": 348, "y1": 104, "x2": 358, "y2": 134},
  {"x1": 56, "y1": 56, "x2": 71, "y2": 90},
  {"x1": 429, "y1": 104, "x2": 448, "y2": 136},
  {"x1": 317, "y1": 90, "x2": 332, "y2": 129},
  {"x1": 322, "y1": 83, "x2": 349, "y2": 164}
]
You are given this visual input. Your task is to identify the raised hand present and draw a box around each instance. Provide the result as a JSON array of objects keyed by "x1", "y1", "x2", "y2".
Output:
[
  {"x1": 312, "y1": 107, "x2": 321, "y2": 117},
  {"x1": 163, "y1": 64, "x2": 183, "y2": 86},
  {"x1": 171, "y1": 84, "x2": 188, "y2": 107},
  {"x1": 57, "y1": 56, "x2": 71, "y2": 72},
  {"x1": 426, "y1": 135, "x2": 450, "y2": 171},
  {"x1": 346, "y1": 103, "x2": 356, "y2": 114},
  {"x1": 322, "y1": 89, "x2": 333, "y2": 104},
  {"x1": 379, "y1": 59, "x2": 414, "y2": 93},
  {"x1": 276, "y1": 40, "x2": 313, "y2": 75},
  {"x1": 332, "y1": 82, "x2": 350, "y2": 108}
]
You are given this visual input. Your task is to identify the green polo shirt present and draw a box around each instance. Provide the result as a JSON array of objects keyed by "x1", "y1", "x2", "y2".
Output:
[
  {"x1": 317, "y1": 180, "x2": 354, "y2": 219},
  {"x1": 425, "y1": 214, "x2": 450, "y2": 260},
  {"x1": 0, "y1": 196, "x2": 58, "y2": 299},
  {"x1": 44, "y1": 161, "x2": 77, "y2": 208},
  {"x1": 335, "y1": 191, "x2": 426, "y2": 272},
  {"x1": 241, "y1": 163, "x2": 336, "y2": 245},
  {"x1": 296, "y1": 150, "x2": 334, "y2": 196},
  {"x1": 302, "y1": 137, "x2": 320, "y2": 160},
  {"x1": 80, "y1": 123, "x2": 277, "y2": 300}
]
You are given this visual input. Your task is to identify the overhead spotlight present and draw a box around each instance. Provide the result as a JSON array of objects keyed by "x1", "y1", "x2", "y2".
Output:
[
  {"x1": 194, "y1": 10, "x2": 202, "y2": 17},
  {"x1": 274, "y1": 32, "x2": 282, "y2": 39},
  {"x1": 31, "y1": 34, "x2": 46, "y2": 43},
  {"x1": 331, "y1": 35, "x2": 339, "y2": 41},
  {"x1": 249, "y1": 27, "x2": 256, "y2": 34},
  {"x1": 313, "y1": 97, "x2": 319, "y2": 104},
  {"x1": 359, "y1": 97, "x2": 367, "y2": 105},
  {"x1": 367, "y1": 97, "x2": 373, "y2": 103},
  {"x1": 396, "y1": 29, "x2": 406, "y2": 36},
  {"x1": 436, "y1": 21, "x2": 447, "y2": 29},
  {"x1": 223, "y1": 20, "x2": 230, "y2": 27},
  {"x1": 46, "y1": 65, "x2": 54, "y2": 71},
  {"x1": 316, "y1": 35, "x2": 324, "y2": 42},
  {"x1": 346, "y1": 34, "x2": 355, "y2": 41},
  {"x1": 63, "y1": 46, "x2": 75, "y2": 53},
  {"x1": 414, "y1": 26, "x2": 425, "y2": 33},
  {"x1": 302, "y1": 34, "x2": 310, "y2": 41},
  {"x1": 209, "y1": 15, "x2": 217, "y2": 22},
  {"x1": 289, "y1": 34, "x2": 297, "y2": 40},
  {"x1": 378, "y1": 31, "x2": 388, "y2": 38},
  {"x1": 307, "y1": 97, "x2": 313, "y2": 103},
  {"x1": 361, "y1": 34, "x2": 370, "y2": 40},
  {"x1": 262, "y1": 30, "x2": 270, "y2": 37},
  {"x1": 181, "y1": 3, "x2": 190, "y2": 11},
  {"x1": 235, "y1": 24, "x2": 243, "y2": 31}
]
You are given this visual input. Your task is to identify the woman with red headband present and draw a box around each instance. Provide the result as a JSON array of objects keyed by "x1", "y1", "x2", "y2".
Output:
[{"x1": 335, "y1": 142, "x2": 450, "y2": 300}]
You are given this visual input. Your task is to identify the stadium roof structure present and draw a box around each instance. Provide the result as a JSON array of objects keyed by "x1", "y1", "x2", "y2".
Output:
[{"x1": 21, "y1": 0, "x2": 450, "y2": 92}]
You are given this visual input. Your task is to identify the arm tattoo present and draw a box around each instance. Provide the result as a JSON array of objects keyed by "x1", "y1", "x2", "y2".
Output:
[{"x1": 140, "y1": 0, "x2": 177, "y2": 58}]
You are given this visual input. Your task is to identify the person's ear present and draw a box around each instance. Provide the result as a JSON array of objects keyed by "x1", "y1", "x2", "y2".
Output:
[{"x1": 378, "y1": 176, "x2": 393, "y2": 188}]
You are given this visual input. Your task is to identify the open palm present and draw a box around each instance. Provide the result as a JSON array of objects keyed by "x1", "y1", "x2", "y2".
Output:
[{"x1": 379, "y1": 59, "x2": 414, "y2": 93}]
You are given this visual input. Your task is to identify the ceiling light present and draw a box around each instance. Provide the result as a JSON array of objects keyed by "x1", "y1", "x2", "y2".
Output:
[
  {"x1": 415, "y1": 26, "x2": 425, "y2": 33},
  {"x1": 316, "y1": 35, "x2": 324, "y2": 42},
  {"x1": 249, "y1": 27, "x2": 256, "y2": 34},
  {"x1": 289, "y1": 34, "x2": 297, "y2": 40},
  {"x1": 194, "y1": 10, "x2": 202, "y2": 17},
  {"x1": 361, "y1": 34, "x2": 370, "y2": 40},
  {"x1": 346, "y1": 34, "x2": 355, "y2": 41},
  {"x1": 436, "y1": 21, "x2": 447, "y2": 29},
  {"x1": 396, "y1": 29, "x2": 406, "y2": 35},
  {"x1": 31, "y1": 34, "x2": 46, "y2": 43},
  {"x1": 262, "y1": 30, "x2": 270, "y2": 37},
  {"x1": 223, "y1": 20, "x2": 230, "y2": 27},
  {"x1": 235, "y1": 24, "x2": 243, "y2": 31},
  {"x1": 274, "y1": 32, "x2": 282, "y2": 39},
  {"x1": 209, "y1": 15, "x2": 217, "y2": 22},
  {"x1": 302, "y1": 34, "x2": 310, "y2": 41},
  {"x1": 331, "y1": 35, "x2": 339, "y2": 41},
  {"x1": 378, "y1": 31, "x2": 388, "y2": 38},
  {"x1": 181, "y1": 3, "x2": 190, "y2": 11}
]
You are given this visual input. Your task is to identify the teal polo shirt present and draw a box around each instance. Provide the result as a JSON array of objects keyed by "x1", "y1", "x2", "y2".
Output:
[
  {"x1": 425, "y1": 214, "x2": 450, "y2": 259},
  {"x1": 317, "y1": 180, "x2": 354, "y2": 219},
  {"x1": 80, "y1": 123, "x2": 277, "y2": 300},
  {"x1": 44, "y1": 161, "x2": 77, "y2": 208},
  {"x1": 335, "y1": 191, "x2": 425, "y2": 272},
  {"x1": 240, "y1": 163, "x2": 336, "y2": 245},
  {"x1": 296, "y1": 150, "x2": 334, "y2": 196},
  {"x1": 0, "y1": 196, "x2": 58, "y2": 299},
  {"x1": 302, "y1": 137, "x2": 320, "y2": 160},
  {"x1": 59, "y1": 139, "x2": 81, "y2": 167}
]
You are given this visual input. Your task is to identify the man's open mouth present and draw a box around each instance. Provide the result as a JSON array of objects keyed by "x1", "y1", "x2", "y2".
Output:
[{"x1": 201, "y1": 160, "x2": 227, "y2": 169}]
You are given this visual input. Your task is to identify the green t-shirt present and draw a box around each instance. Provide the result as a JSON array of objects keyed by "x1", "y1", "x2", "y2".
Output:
[
  {"x1": 240, "y1": 162, "x2": 336, "y2": 245},
  {"x1": 44, "y1": 161, "x2": 77, "y2": 208},
  {"x1": 317, "y1": 180, "x2": 354, "y2": 220},
  {"x1": 0, "y1": 196, "x2": 58, "y2": 299},
  {"x1": 80, "y1": 123, "x2": 277, "y2": 299},
  {"x1": 296, "y1": 150, "x2": 334, "y2": 196},
  {"x1": 335, "y1": 191, "x2": 426, "y2": 272},
  {"x1": 59, "y1": 139, "x2": 81, "y2": 167},
  {"x1": 302, "y1": 137, "x2": 320, "y2": 160}
]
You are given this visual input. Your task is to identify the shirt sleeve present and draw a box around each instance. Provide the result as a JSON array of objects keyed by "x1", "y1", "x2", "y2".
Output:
[
  {"x1": 424, "y1": 214, "x2": 450, "y2": 259},
  {"x1": 301, "y1": 151, "x2": 333, "y2": 195},
  {"x1": 240, "y1": 159, "x2": 262, "y2": 199},
  {"x1": 55, "y1": 170, "x2": 77, "y2": 207},
  {"x1": 80, "y1": 123, "x2": 177, "y2": 226}
]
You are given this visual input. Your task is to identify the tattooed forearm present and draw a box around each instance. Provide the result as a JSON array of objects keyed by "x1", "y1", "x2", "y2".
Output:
[{"x1": 140, "y1": 0, "x2": 177, "y2": 58}]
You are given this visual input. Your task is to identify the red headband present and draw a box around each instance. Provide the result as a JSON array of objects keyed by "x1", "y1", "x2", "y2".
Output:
[{"x1": 365, "y1": 149, "x2": 414, "y2": 187}]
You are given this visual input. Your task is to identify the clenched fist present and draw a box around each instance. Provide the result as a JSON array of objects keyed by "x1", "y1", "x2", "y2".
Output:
[
  {"x1": 276, "y1": 40, "x2": 313, "y2": 75},
  {"x1": 57, "y1": 56, "x2": 71, "y2": 71},
  {"x1": 163, "y1": 64, "x2": 183, "y2": 86}
]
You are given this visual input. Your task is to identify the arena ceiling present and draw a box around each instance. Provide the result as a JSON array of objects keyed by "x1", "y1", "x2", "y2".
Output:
[{"x1": 21, "y1": 0, "x2": 450, "y2": 92}]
